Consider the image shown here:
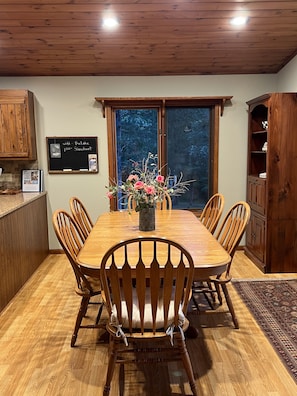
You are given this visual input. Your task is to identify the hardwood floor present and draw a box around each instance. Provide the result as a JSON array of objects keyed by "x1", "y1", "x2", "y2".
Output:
[{"x1": 0, "y1": 251, "x2": 296, "y2": 395}]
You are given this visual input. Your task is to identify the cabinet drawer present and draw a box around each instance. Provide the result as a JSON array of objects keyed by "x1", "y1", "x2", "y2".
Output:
[{"x1": 247, "y1": 176, "x2": 266, "y2": 215}]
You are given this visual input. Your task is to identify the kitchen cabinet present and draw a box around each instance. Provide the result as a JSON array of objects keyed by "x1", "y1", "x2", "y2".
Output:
[
  {"x1": 0, "y1": 90, "x2": 37, "y2": 160},
  {"x1": 245, "y1": 93, "x2": 297, "y2": 272},
  {"x1": 0, "y1": 193, "x2": 48, "y2": 312}
]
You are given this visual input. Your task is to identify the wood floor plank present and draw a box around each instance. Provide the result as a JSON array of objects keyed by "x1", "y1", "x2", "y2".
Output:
[{"x1": 0, "y1": 252, "x2": 296, "y2": 395}]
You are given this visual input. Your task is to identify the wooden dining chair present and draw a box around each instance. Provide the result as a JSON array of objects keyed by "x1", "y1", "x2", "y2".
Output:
[
  {"x1": 199, "y1": 192, "x2": 225, "y2": 234},
  {"x1": 52, "y1": 209, "x2": 104, "y2": 347},
  {"x1": 69, "y1": 196, "x2": 93, "y2": 242},
  {"x1": 100, "y1": 236, "x2": 197, "y2": 396},
  {"x1": 127, "y1": 190, "x2": 172, "y2": 211},
  {"x1": 193, "y1": 201, "x2": 251, "y2": 328},
  {"x1": 194, "y1": 193, "x2": 225, "y2": 309}
]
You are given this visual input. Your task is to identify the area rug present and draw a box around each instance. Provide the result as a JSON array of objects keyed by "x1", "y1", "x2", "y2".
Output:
[{"x1": 232, "y1": 279, "x2": 297, "y2": 383}]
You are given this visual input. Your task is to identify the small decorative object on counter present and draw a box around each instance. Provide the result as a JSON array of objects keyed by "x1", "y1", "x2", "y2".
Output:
[{"x1": 22, "y1": 169, "x2": 44, "y2": 192}]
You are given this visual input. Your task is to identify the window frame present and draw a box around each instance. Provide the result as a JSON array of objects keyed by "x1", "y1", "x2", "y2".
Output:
[{"x1": 96, "y1": 96, "x2": 231, "y2": 211}]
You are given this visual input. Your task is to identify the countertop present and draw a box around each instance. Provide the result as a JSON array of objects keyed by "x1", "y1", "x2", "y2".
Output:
[{"x1": 0, "y1": 192, "x2": 47, "y2": 219}]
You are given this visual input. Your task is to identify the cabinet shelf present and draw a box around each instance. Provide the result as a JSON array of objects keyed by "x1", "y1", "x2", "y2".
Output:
[
  {"x1": 252, "y1": 130, "x2": 268, "y2": 135},
  {"x1": 249, "y1": 175, "x2": 267, "y2": 180}
]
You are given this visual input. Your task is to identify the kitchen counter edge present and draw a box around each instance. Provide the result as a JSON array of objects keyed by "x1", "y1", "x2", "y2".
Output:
[{"x1": 0, "y1": 192, "x2": 47, "y2": 219}]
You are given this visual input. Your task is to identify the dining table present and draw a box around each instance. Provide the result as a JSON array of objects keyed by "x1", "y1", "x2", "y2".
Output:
[{"x1": 78, "y1": 209, "x2": 231, "y2": 279}]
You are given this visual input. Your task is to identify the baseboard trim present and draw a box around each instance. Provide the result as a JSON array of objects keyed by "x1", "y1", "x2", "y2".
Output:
[{"x1": 49, "y1": 249, "x2": 64, "y2": 254}]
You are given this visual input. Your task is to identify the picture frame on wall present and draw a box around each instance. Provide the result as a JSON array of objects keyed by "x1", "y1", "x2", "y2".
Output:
[
  {"x1": 22, "y1": 169, "x2": 43, "y2": 192},
  {"x1": 46, "y1": 136, "x2": 99, "y2": 174}
]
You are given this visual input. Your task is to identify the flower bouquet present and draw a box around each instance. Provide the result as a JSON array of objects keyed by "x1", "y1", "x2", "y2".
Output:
[{"x1": 106, "y1": 152, "x2": 194, "y2": 212}]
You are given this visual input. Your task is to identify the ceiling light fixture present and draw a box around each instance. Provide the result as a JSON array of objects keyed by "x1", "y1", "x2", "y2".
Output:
[
  {"x1": 102, "y1": 17, "x2": 119, "y2": 29},
  {"x1": 230, "y1": 16, "x2": 248, "y2": 26}
]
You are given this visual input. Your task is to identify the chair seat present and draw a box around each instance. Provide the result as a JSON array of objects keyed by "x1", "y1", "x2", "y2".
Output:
[
  {"x1": 76, "y1": 276, "x2": 102, "y2": 296},
  {"x1": 110, "y1": 287, "x2": 185, "y2": 330}
]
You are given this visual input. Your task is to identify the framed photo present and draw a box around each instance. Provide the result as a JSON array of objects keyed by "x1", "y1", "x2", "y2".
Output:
[
  {"x1": 88, "y1": 153, "x2": 98, "y2": 172},
  {"x1": 49, "y1": 143, "x2": 61, "y2": 158},
  {"x1": 22, "y1": 169, "x2": 43, "y2": 192}
]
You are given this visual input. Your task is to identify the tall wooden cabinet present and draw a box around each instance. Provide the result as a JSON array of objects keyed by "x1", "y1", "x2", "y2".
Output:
[
  {"x1": 0, "y1": 90, "x2": 37, "y2": 160},
  {"x1": 245, "y1": 93, "x2": 297, "y2": 273}
]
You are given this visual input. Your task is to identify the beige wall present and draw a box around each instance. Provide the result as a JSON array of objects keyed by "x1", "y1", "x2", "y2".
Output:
[
  {"x1": 0, "y1": 63, "x2": 296, "y2": 249},
  {"x1": 277, "y1": 55, "x2": 297, "y2": 90}
]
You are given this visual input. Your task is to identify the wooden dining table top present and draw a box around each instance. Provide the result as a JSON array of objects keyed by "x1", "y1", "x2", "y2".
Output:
[{"x1": 78, "y1": 209, "x2": 231, "y2": 278}]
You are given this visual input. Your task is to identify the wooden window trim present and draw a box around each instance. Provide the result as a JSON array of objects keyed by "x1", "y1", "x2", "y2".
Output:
[
  {"x1": 95, "y1": 96, "x2": 232, "y2": 118},
  {"x1": 97, "y1": 96, "x2": 232, "y2": 211}
]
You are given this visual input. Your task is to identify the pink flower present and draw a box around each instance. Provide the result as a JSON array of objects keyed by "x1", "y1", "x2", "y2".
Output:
[
  {"x1": 134, "y1": 181, "x2": 144, "y2": 190},
  {"x1": 106, "y1": 191, "x2": 114, "y2": 199},
  {"x1": 155, "y1": 175, "x2": 165, "y2": 183},
  {"x1": 144, "y1": 185, "x2": 156, "y2": 195},
  {"x1": 127, "y1": 174, "x2": 138, "y2": 182}
]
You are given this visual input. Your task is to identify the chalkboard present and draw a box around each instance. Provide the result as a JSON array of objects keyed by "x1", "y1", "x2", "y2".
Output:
[{"x1": 46, "y1": 136, "x2": 98, "y2": 174}]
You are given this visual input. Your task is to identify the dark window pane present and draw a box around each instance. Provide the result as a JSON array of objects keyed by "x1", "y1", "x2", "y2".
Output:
[
  {"x1": 166, "y1": 107, "x2": 210, "y2": 209},
  {"x1": 115, "y1": 109, "x2": 158, "y2": 208},
  {"x1": 116, "y1": 109, "x2": 158, "y2": 180},
  {"x1": 113, "y1": 105, "x2": 212, "y2": 211}
]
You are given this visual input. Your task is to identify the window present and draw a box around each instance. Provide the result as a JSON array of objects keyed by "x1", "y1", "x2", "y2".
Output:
[
  {"x1": 96, "y1": 96, "x2": 231, "y2": 212},
  {"x1": 166, "y1": 107, "x2": 210, "y2": 209}
]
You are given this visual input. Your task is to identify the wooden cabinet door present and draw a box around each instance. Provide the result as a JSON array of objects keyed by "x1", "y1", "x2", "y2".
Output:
[
  {"x1": 246, "y1": 212, "x2": 266, "y2": 263},
  {"x1": 247, "y1": 176, "x2": 266, "y2": 215},
  {"x1": 0, "y1": 90, "x2": 36, "y2": 159}
]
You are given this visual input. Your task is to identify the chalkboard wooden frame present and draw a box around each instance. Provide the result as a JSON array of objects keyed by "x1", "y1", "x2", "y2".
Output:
[{"x1": 46, "y1": 136, "x2": 99, "y2": 174}]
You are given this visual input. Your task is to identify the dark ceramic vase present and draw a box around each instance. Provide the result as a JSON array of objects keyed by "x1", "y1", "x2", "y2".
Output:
[{"x1": 139, "y1": 207, "x2": 155, "y2": 231}]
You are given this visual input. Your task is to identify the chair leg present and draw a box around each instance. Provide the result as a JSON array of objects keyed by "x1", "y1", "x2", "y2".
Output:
[
  {"x1": 71, "y1": 296, "x2": 90, "y2": 347},
  {"x1": 191, "y1": 293, "x2": 201, "y2": 311},
  {"x1": 192, "y1": 281, "x2": 215, "y2": 310},
  {"x1": 103, "y1": 336, "x2": 119, "y2": 396},
  {"x1": 202, "y1": 291, "x2": 215, "y2": 310},
  {"x1": 221, "y1": 283, "x2": 239, "y2": 329},
  {"x1": 176, "y1": 336, "x2": 197, "y2": 396},
  {"x1": 119, "y1": 363, "x2": 125, "y2": 396},
  {"x1": 95, "y1": 302, "x2": 104, "y2": 325},
  {"x1": 206, "y1": 281, "x2": 216, "y2": 302},
  {"x1": 214, "y1": 282, "x2": 223, "y2": 305}
]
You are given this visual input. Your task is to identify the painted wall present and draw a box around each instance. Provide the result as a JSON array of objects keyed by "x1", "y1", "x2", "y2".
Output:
[
  {"x1": 277, "y1": 55, "x2": 297, "y2": 90},
  {"x1": 0, "y1": 70, "x2": 291, "y2": 249}
]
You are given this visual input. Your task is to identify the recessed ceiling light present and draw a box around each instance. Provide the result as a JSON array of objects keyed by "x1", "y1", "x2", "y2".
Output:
[
  {"x1": 102, "y1": 17, "x2": 119, "y2": 29},
  {"x1": 230, "y1": 16, "x2": 248, "y2": 26}
]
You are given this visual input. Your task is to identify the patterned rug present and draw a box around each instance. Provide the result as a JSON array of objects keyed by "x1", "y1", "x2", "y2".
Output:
[{"x1": 232, "y1": 279, "x2": 297, "y2": 383}]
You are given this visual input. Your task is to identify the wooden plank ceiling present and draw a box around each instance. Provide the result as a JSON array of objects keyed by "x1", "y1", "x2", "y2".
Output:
[{"x1": 0, "y1": 0, "x2": 297, "y2": 76}]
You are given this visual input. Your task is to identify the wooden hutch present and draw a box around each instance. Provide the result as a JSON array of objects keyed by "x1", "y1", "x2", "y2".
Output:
[{"x1": 245, "y1": 93, "x2": 297, "y2": 273}]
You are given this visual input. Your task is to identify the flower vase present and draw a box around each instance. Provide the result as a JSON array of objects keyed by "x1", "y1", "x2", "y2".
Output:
[{"x1": 139, "y1": 207, "x2": 155, "y2": 231}]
